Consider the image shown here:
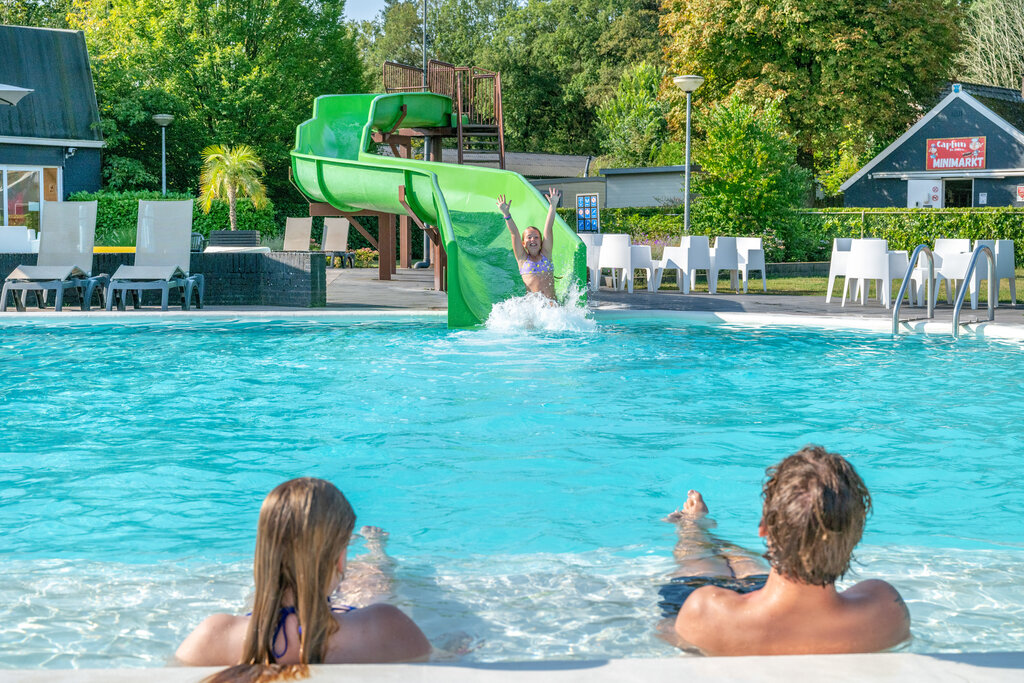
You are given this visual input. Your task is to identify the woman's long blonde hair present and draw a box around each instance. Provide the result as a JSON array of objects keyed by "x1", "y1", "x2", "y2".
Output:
[{"x1": 207, "y1": 478, "x2": 355, "y2": 683}]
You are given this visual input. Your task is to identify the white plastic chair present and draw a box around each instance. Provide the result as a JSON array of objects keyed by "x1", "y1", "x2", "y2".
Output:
[
  {"x1": 825, "y1": 238, "x2": 853, "y2": 303},
  {"x1": 736, "y1": 237, "x2": 767, "y2": 293},
  {"x1": 842, "y1": 239, "x2": 895, "y2": 308},
  {"x1": 656, "y1": 236, "x2": 711, "y2": 293},
  {"x1": 597, "y1": 234, "x2": 632, "y2": 292},
  {"x1": 709, "y1": 236, "x2": 739, "y2": 293},
  {"x1": 927, "y1": 238, "x2": 972, "y2": 306},
  {"x1": 995, "y1": 239, "x2": 1016, "y2": 306},
  {"x1": 0, "y1": 226, "x2": 35, "y2": 253},
  {"x1": 578, "y1": 233, "x2": 603, "y2": 292},
  {"x1": 629, "y1": 244, "x2": 661, "y2": 293}
]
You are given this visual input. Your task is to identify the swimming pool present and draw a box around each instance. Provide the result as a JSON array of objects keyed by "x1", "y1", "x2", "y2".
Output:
[{"x1": 1, "y1": 315, "x2": 1022, "y2": 667}]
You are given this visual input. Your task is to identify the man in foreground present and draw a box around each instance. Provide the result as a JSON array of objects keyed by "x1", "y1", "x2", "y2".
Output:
[{"x1": 661, "y1": 445, "x2": 911, "y2": 655}]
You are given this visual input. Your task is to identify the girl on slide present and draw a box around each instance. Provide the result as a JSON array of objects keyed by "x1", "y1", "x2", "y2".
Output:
[
  {"x1": 497, "y1": 187, "x2": 561, "y2": 301},
  {"x1": 176, "y1": 477, "x2": 430, "y2": 680}
]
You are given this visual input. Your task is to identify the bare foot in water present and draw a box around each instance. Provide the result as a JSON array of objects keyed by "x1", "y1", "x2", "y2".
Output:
[
  {"x1": 359, "y1": 525, "x2": 390, "y2": 557},
  {"x1": 662, "y1": 490, "x2": 710, "y2": 523}
]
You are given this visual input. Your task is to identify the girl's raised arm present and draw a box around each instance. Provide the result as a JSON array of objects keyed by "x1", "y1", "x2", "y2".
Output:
[
  {"x1": 542, "y1": 187, "x2": 561, "y2": 257},
  {"x1": 498, "y1": 194, "x2": 526, "y2": 261}
]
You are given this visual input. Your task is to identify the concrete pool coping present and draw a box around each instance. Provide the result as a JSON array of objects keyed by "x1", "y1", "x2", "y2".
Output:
[
  {"x1": 5, "y1": 651, "x2": 1024, "y2": 682},
  {"x1": 4, "y1": 305, "x2": 1024, "y2": 340}
]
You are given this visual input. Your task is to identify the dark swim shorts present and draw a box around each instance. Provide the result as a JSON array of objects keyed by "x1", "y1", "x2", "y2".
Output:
[{"x1": 658, "y1": 574, "x2": 768, "y2": 617}]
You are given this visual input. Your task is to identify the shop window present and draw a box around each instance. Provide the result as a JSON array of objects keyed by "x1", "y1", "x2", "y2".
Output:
[{"x1": 944, "y1": 179, "x2": 973, "y2": 208}]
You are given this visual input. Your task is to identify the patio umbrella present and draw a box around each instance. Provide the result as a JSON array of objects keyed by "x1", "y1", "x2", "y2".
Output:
[{"x1": 0, "y1": 84, "x2": 33, "y2": 106}]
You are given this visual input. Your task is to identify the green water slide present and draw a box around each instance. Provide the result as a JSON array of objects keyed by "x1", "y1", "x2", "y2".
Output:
[{"x1": 291, "y1": 92, "x2": 586, "y2": 327}]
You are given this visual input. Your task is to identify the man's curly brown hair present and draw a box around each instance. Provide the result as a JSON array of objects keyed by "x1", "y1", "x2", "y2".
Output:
[{"x1": 761, "y1": 446, "x2": 871, "y2": 586}]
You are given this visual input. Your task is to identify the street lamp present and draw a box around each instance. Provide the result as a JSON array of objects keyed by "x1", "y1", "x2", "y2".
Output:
[
  {"x1": 152, "y1": 113, "x2": 174, "y2": 196},
  {"x1": 673, "y1": 75, "x2": 704, "y2": 233}
]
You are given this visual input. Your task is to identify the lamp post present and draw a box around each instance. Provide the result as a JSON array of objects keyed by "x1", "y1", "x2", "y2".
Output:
[
  {"x1": 672, "y1": 75, "x2": 704, "y2": 232},
  {"x1": 152, "y1": 114, "x2": 174, "y2": 196}
]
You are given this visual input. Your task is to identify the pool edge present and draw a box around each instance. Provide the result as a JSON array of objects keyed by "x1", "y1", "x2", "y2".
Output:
[{"x1": 5, "y1": 652, "x2": 1022, "y2": 682}]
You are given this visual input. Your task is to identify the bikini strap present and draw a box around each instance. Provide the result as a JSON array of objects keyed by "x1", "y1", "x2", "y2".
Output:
[{"x1": 272, "y1": 605, "x2": 297, "y2": 659}]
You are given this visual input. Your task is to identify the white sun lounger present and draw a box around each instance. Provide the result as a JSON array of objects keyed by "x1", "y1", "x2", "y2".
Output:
[{"x1": 2, "y1": 200, "x2": 108, "y2": 312}]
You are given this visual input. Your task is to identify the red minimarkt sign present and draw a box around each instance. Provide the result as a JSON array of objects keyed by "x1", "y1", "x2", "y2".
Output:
[{"x1": 926, "y1": 137, "x2": 986, "y2": 170}]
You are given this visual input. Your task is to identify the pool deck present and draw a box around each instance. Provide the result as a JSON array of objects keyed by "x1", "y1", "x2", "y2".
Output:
[
  {"x1": 5, "y1": 269, "x2": 1024, "y2": 680},
  {"x1": 6, "y1": 652, "x2": 1023, "y2": 682}
]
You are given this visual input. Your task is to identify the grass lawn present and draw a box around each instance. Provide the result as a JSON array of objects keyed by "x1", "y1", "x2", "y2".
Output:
[{"x1": 646, "y1": 269, "x2": 1024, "y2": 304}]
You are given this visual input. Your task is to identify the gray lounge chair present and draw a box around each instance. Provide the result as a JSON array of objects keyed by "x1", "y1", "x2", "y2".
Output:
[
  {"x1": 105, "y1": 200, "x2": 204, "y2": 310},
  {"x1": 323, "y1": 217, "x2": 355, "y2": 267},
  {"x1": 1, "y1": 200, "x2": 107, "y2": 311},
  {"x1": 283, "y1": 217, "x2": 312, "y2": 251}
]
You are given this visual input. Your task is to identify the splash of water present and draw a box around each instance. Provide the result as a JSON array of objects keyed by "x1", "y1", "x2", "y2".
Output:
[{"x1": 485, "y1": 284, "x2": 595, "y2": 333}]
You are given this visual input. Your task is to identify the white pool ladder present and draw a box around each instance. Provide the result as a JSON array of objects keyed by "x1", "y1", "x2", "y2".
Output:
[{"x1": 891, "y1": 244, "x2": 997, "y2": 337}]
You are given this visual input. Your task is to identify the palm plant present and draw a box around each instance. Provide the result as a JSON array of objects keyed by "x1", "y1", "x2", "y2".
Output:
[{"x1": 199, "y1": 144, "x2": 268, "y2": 230}]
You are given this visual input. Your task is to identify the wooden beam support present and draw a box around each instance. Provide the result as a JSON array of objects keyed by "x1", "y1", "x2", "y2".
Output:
[{"x1": 346, "y1": 215, "x2": 377, "y2": 250}]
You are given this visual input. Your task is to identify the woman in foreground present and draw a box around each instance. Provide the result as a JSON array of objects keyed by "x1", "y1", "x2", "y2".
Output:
[
  {"x1": 176, "y1": 478, "x2": 430, "y2": 680},
  {"x1": 497, "y1": 187, "x2": 561, "y2": 301}
]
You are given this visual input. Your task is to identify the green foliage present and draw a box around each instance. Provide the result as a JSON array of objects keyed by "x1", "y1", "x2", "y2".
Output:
[
  {"x1": 660, "y1": 0, "x2": 965, "y2": 171},
  {"x1": 67, "y1": 190, "x2": 276, "y2": 245},
  {"x1": 560, "y1": 206, "x2": 1024, "y2": 266},
  {"x1": 790, "y1": 208, "x2": 1024, "y2": 266},
  {"x1": 596, "y1": 62, "x2": 669, "y2": 168},
  {"x1": 69, "y1": 0, "x2": 363, "y2": 200},
  {"x1": 690, "y1": 96, "x2": 811, "y2": 260},
  {"x1": 358, "y1": 0, "x2": 663, "y2": 155},
  {"x1": 0, "y1": 0, "x2": 73, "y2": 27}
]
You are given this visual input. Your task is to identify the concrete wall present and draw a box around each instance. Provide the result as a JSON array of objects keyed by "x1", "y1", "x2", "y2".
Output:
[
  {"x1": 605, "y1": 171, "x2": 684, "y2": 208},
  {"x1": 0, "y1": 251, "x2": 327, "y2": 308},
  {"x1": 529, "y1": 178, "x2": 607, "y2": 208}
]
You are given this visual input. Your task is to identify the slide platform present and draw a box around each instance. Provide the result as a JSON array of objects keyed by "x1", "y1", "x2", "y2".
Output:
[{"x1": 291, "y1": 93, "x2": 587, "y2": 327}]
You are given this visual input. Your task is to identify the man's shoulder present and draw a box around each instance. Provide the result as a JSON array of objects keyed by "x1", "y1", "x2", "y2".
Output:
[{"x1": 674, "y1": 583, "x2": 752, "y2": 649}]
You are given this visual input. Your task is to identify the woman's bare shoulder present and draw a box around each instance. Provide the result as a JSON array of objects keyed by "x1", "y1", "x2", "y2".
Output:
[
  {"x1": 328, "y1": 604, "x2": 431, "y2": 663},
  {"x1": 176, "y1": 613, "x2": 248, "y2": 666}
]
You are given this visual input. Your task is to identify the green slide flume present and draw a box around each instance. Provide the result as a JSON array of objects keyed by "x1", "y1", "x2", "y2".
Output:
[{"x1": 291, "y1": 93, "x2": 586, "y2": 327}]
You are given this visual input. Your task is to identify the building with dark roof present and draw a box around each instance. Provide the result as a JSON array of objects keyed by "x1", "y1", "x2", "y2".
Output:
[
  {"x1": 841, "y1": 83, "x2": 1024, "y2": 208},
  {"x1": 0, "y1": 24, "x2": 103, "y2": 229}
]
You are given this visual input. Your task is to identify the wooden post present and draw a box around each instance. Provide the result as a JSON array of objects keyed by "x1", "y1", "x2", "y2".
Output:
[
  {"x1": 378, "y1": 213, "x2": 393, "y2": 281},
  {"x1": 400, "y1": 142, "x2": 412, "y2": 268}
]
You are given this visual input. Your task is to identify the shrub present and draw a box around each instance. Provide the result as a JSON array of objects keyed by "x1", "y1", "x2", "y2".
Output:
[
  {"x1": 560, "y1": 206, "x2": 1024, "y2": 265},
  {"x1": 68, "y1": 189, "x2": 276, "y2": 245}
]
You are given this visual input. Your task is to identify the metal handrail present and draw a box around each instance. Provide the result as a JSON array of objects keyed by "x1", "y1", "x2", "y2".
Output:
[
  {"x1": 952, "y1": 245, "x2": 996, "y2": 337},
  {"x1": 892, "y1": 244, "x2": 935, "y2": 334}
]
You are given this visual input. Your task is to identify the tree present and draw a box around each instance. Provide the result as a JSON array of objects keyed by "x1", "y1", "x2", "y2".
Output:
[
  {"x1": 199, "y1": 144, "x2": 268, "y2": 231},
  {"x1": 691, "y1": 96, "x2": 811, "y2": 259},
  {"x1": 957, "y1": 0, "x2": 1024, "y2": 89},
  {"x1": 661, "y1": 0, "x2": 964, "y2": 172},
  {"x1": 596, "y1": 62, "x2": 668, "y2": 168},
  {"x1": 0, "y1": 0, "x2": 73, "y2": 27},
  {"x1": 69, "y1": 0, "x2": 363, "y2": 200},
  {"x1": 355, "y1": 0, "x2": 431, "y2": 92}
]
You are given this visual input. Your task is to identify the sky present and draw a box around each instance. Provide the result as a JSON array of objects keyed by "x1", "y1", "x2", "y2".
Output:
[{"x1": 346, "y1": 0, "x2": 389, "y2": 23}]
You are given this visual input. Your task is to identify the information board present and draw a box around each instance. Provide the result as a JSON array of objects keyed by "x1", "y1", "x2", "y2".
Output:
[{"x1": 576, "y1": 193, "x2": 600, "y2": 232}]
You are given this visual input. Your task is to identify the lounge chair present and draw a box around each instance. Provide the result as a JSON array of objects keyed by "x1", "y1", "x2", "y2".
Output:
[
  {"x1": 283, "y1": 217, "x2": 312, "y2": 251},
  {"x1": 322, "y1": 217, "x2": 355, "y2": 267},
  {"x1": 105, "y1": 200, "x2": 204, "y2": 311},
  {"x1": 1, "y1": 200, "x2": 107, "y2": 312}
]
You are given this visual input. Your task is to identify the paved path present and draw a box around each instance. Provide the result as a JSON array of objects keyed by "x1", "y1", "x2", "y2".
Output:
[{"x1": 327, "y1": 267, "x2": 1024, "y2": 328}]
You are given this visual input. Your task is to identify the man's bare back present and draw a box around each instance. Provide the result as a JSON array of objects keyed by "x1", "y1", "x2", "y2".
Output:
[{"x1": 666, "y1": 489, "x2": 911, "y2": 656}]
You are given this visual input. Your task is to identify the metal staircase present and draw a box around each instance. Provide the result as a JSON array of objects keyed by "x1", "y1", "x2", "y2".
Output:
[{"x1": 383, "y1": 60, "x2": 506, "y2": 169}]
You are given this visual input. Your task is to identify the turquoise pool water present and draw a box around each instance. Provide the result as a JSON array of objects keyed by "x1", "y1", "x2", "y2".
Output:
[{"x1": 1, "y1": 317, "x2": 1022, "y2": 666}]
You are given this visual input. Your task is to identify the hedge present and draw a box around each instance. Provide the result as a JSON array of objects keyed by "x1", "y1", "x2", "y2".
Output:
[
  {"x1": 559, "y1": 206, "x2": 1024, "y2": 265},
  {"x1": 68, "y1": 190, "x2": 277, "y2": 246}
]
